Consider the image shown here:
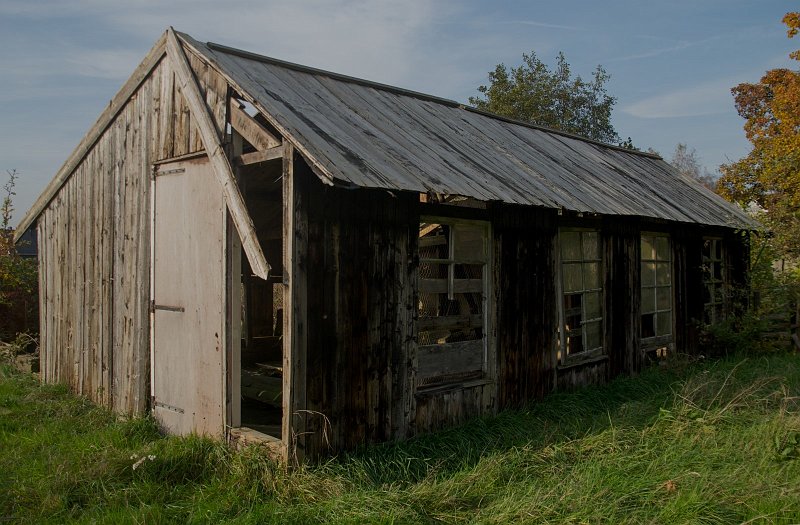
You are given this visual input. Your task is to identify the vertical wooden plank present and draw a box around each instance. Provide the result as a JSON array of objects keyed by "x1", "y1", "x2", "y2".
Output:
[
  {"x1": 68, "y1": 170, "x2": 77, "y2": 391},
  {"x1": 159, "y1": 65, "x2": 175, "y2": 160},
  {"x1": 112, "y1": 111, "x2": 126, "y2": 412},
  {"x1": 135, "y1": 81, "x2": 152, "y2": 414},
  {"x1": 227, "y1": 213, "x2": 243, "y2": 429},
  {"x1": 282, "y1": 142, "x2": 308, "y2": 463},
  {"x1": 227, "y1": 130, "x2": 244, "y2": 430},
  {"x1": 36, "y1": 219, "x2": 46, "y2": 381},
  {"x1": 102, "y1": 126, "x2": 115, "y2": 408}
]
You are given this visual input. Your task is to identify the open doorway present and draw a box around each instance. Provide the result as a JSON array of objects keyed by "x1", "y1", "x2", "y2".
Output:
[{"x1": 233, "y1": 158, "x2": 284, "y2": 440}]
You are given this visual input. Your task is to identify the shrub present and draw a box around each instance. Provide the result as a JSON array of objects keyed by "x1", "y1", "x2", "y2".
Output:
[{"x1": 0, "y1": 169, "x2": 38, "y2": 340}]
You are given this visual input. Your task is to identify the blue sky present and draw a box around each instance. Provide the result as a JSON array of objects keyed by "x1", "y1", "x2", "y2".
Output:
[{"x1": 1, "y1": 0, "x2": 797, "y2": 225}]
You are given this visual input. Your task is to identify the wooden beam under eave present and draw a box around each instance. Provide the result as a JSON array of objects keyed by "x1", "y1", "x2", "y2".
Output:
[
  {"x1": 230, "y1": 102, "x2": 281, "y2": 151},
  {"x1": 165, "y1": 28, "x2": 271, "y2": 280},
  {"x1": 236, "y1": 146, "x2": 283, "y2": 166}
]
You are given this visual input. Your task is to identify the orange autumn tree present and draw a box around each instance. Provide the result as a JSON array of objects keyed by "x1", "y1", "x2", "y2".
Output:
[{"x1": 718, "y1": 12, "x2": 800, "y2": 258}]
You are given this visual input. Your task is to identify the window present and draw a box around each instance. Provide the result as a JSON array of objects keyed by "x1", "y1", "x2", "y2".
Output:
[
  {"x1": 641, "y1": 234, "x2": 672, "y2": 343},
  {"x1": 417, "y1": 219, "x2": 489, "y2": 388},
  {"x1": 702, "y1": 238, "x2": 726, "y2": 324},
  {"x1": 558, "y1": 230, "x2": 603, "y2": 362}
]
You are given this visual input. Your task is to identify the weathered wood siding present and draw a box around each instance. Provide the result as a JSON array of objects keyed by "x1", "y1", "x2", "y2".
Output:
[
  {"x1": 36, "y1": 47, "x2": 228, "y2": 414},
  {"x1": 300, "y1": 167, "x2": 417, "y2": 459},
  {"x1": 493, "y1": 205, "x2": 558, "y2": 406}
]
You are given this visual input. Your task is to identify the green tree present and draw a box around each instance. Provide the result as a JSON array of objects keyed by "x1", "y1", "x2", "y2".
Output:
[
  {"x1": 718, "y1": 13, "x2": 800, "y2": 259},
  {"x1": 469, "y1": 51, "x2": 620, "y2": 144}
]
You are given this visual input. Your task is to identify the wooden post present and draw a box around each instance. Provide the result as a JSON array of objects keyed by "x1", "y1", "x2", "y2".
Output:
[{"x1": 282, "y1": 142, "x2": 308, "y2": 463}]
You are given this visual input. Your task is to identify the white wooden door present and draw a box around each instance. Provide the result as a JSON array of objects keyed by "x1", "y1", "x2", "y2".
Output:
[{"x1": 151, "y1": 157, "x2": 225, "y2": 436}]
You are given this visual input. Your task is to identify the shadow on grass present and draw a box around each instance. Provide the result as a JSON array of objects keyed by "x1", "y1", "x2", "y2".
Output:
[{"x1": 329, "y1": 353, "x2": 792, "y2": 486}]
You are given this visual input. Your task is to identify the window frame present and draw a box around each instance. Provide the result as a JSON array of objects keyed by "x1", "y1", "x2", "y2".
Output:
[
  {"x1": 640, "y1": 232, "x2": 674, "y2": 353},
  {"x1": 556, "y1": 228, "x2": 605, "y2": 366},
  {"x1": 701, "y1": 237, "x2": 727, "y2": 325},
  {"x1": 416, "y1": 216, "x2": 493, "y2": 391}
]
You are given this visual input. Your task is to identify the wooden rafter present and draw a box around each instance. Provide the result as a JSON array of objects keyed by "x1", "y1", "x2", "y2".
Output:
[
  {"x1": 236, "y1": 146, "x2": 283, "y2": 166},
  {"x1": 166, "y1": 28, "x2": 270, "y2": 280},
  {"x1": 229, "y1": 102, "x2": 281, "y2": 151}
]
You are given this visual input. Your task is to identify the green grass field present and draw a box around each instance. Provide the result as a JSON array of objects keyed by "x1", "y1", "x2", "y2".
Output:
[{"x1": 1, "y1": 353, "x2": 799, "y2": 524}]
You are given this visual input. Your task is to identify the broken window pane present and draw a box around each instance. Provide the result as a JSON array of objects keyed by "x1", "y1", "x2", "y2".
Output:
[
  {"x1": 560, "y1": 229, "x2": 603, "y2": 360},
  {"x1": 417, "y1": 218, "x2": 488, "y2": 388}
]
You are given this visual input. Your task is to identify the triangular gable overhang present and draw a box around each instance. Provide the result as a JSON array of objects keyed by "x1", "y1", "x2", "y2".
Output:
[
  {"x1": 14, "y1": 29, "x2": 282, "y2": 280},
  {"x1": 176, "y1": 32, "x2": 340, "y2": 190}
]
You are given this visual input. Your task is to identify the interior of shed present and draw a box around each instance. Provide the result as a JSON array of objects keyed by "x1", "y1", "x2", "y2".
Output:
[{"x1": 236, "y1": 150, "x2": 285, "y2": 439}]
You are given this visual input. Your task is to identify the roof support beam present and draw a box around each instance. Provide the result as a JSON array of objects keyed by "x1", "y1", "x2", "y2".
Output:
[
  {"x1": 229, "y1": 102, "x2": 281, "y2": 151},
  {"x1": 166, "y1": 28, "x2": 271, "y2": 280},
  {"x1": 236, "y1": 146, "x2": 283, "y2": 166}
]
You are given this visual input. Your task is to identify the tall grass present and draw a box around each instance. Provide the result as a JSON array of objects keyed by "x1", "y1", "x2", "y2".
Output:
[{"x1": 1, "y1": 353, "x2": 799, "y2": 523}]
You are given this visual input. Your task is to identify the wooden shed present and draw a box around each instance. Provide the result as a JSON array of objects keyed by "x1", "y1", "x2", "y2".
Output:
[{"x1": 16, "y1": 29, "x2": 756, "y2": 462}]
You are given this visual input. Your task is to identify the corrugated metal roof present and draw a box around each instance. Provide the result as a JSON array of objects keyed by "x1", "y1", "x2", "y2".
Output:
[{"x1": 182, "y1": 33, "x2": 756, "y2": 229}]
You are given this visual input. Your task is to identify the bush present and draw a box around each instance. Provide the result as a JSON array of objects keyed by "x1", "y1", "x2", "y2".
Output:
[{"x1": 0, "y1": 169, "x2": 38, "y2": 340}]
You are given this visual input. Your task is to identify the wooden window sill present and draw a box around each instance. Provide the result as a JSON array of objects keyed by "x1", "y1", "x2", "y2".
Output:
[
  {"x1": 557, "y1": 352, "x2": 608, "y2": 371},
  {"x1": 415, "y1": 377, "x2": 492, "y2": 397}
]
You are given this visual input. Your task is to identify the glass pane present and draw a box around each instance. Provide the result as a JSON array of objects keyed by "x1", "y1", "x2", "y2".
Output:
[
  {"x1": 419, "y1": 224, "x2": 449, "y2": 259},
  {"x1": 656, "y1": 311, "x2": 671, "y2": 336},
  {"x1": 656, "y1": 286, "x2": 671, "y2": 310},
  {"x1": 656, "y1": 262, "x2": 671, "y2": 286},
  {"x1": 585, "y1": 321, "x2": 602, "y2": 350},
  {"x1": 584, "y1": 262, "x2": 600, "y2": 289},
  {"x1": 641, "y1": 261, "x2": 656, "y2": 286},
  {"x1": 641, "y1": 236, "x2": 654, "y2": 260},
  {"x1": 714, "y1": 240, "x2": 722, "y2": 260},
  {"x1": 561, "y1": 231, "x2": 581, "y2": 261},
  {"x1": 585, "y1": 291, "x2": 601, "y2": 319},
  {"x1": 453, "y1": 225, "x2": 486, "y2": 263},
  {"x1": 582, "y1": 231, "x2": 599, "y2": 260},
  {"x1": 563, "y1": 262, "x2": 583, "y2": 292},
  {"x1": 655, "y1": 236, "x2": 670, "y2": 261},
  {"x1": 641, "y1": 287, "x2": 656, "y2": 313}
]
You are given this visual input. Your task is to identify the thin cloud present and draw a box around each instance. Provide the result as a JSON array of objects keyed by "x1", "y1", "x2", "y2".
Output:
[
  {"x1": 622, "y1": 79, "x2": 736, "y2": 118},
  {"x1": 608, "y1": 35, "x2": 721, "y2": 62},
  {"x1": 501, "y1": 20, "x2": 579, "y2": 31}
]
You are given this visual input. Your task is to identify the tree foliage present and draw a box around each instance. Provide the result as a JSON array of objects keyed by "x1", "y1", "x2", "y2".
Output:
[
  {"x1": 718, "y1": 13, "x2": 800, "y2": 258},
  {"x1": 469, "y1": 52, "x2": 620, "y2": 144},
  {"x1": 1, "y1": 170, "x2": 38, "y2": 339},
  {"x1": 671, "y1": 143, "x2": 716, "y2": 190}
]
